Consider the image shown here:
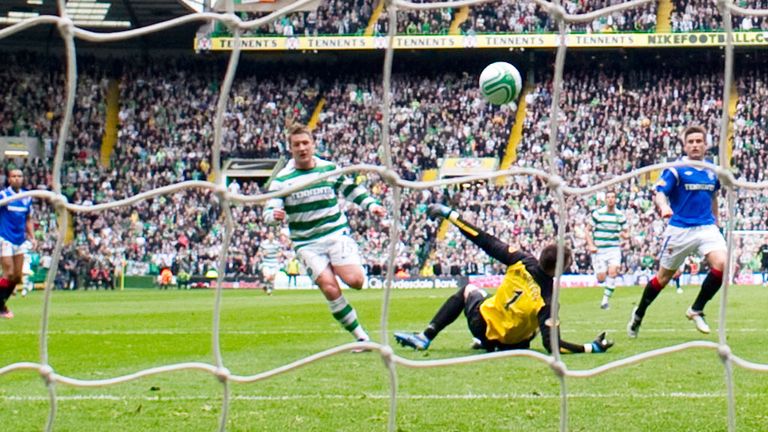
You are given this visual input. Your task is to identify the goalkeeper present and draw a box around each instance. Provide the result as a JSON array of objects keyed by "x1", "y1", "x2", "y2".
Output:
[{"x1": 394, "y1": 204, "x2": 613, "y2": 354}]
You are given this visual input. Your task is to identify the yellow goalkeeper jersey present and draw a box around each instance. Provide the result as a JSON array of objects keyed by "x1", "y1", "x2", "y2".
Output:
[{"x1": 480, "y1": 260, "x2": 545, "y2": 345}]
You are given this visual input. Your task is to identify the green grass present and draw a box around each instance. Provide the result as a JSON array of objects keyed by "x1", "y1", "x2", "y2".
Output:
[{"x1": 1, "y1": 285, "x2": 767, "y2": 431}]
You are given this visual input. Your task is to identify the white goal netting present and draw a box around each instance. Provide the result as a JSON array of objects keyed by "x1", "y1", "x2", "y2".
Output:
[{"x1": 1, "y1": 0, "x2": 768, "y2": 431}]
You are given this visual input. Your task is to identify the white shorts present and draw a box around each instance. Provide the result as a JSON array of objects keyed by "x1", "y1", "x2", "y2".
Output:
[
  {"x1": 592, "y1": 247, "x2": 622, "y2": 274},
  {"x1": 297, "y1": 234, "x2": 361, "y2": 282},
  {"x1": 658, "y1": 224, "x2": 727, "y2": 271},
  {"x1": 260, "y1": 263, "x2": 280, "y2": 279},
  {"x1": 0, "y1": 237, "x2": 28, "y2": 258}
]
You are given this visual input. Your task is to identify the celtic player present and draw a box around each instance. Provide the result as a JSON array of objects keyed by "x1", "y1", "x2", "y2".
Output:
[
  {"x1": 585, "y1": 191, "x2": 628, "y2": 310},
  {"x1": 264, "y1": 124, "x2": 386, "y2": 346},
  {"x1": 258, "y1": 231, "x2": 282, "y2": 295}
]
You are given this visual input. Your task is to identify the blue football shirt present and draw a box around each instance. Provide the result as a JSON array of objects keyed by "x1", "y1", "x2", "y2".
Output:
[
  {"x1": 0, "y1": 186, "x2": 33, "y2": 245},
  {"x1": 655, "y1": 158, "x2": 719, "y2": 228}
]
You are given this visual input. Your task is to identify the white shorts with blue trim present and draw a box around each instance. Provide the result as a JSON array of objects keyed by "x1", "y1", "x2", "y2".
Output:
[
  {"x1": 0, "y1": 237, "x2": 28, "y2": 258},
  {"x1": 658, "y1": 224, "x2": 726, "y2": 271}
]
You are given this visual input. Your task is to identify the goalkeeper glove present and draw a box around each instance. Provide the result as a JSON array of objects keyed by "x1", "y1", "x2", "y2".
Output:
[
  {"x1": 585, "y1": 331, "x2": 614, "y2": 353},
  {"x1": 427, "y1": 204, "x2": 452, "y2": 220}
]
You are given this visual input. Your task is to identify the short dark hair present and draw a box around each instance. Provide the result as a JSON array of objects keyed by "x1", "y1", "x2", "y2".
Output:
[
  {"x1": 287, "y1": 123, "x2": 312, "y2": 140},
  {"x1": 539, "y1": 243, "x2": 572, "y2": 275},
  {"x1": 682, "y1": 125, "x2": 706, "y2": 142}
]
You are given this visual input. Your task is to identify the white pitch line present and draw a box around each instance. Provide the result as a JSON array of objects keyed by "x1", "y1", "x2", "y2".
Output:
[
  {"x1": 0, "y1": 328, "x2": 764, "y2": 336},
  {"x1": 0, "y1": 391, "x2": 757, "y2": 403},
  {"x1": 0, "y1": 329, "x2": 341, "y2": 336}
]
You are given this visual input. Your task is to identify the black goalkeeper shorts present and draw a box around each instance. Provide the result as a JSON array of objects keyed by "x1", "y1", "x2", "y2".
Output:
[
  {"x1": 464, "y1": 289, "x2": 534, "y2": 352},
  {"x1": 464, "y1": 289, "x2": 489, "y2": 343}
]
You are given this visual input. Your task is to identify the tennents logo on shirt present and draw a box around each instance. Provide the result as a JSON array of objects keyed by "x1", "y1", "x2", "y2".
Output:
[
  {"x1": 684, "y1": 184, "x2": 715, "y2": 191},
  {"x1": 290, "y1": 186, "x2": 334, "y2": 200}
]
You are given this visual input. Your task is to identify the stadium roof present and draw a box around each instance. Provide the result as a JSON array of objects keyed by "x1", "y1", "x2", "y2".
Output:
[{"x1": 0, "y1": 0, "x2": 204, "y2": 50}]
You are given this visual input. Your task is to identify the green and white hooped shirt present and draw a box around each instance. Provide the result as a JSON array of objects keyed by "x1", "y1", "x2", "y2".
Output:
[
  {"x1": 590, "y1": 206, "x2": 627, "y2": 250},
  {"x1": 264, "y1": 157, "x2": 379, "y2": 250}
]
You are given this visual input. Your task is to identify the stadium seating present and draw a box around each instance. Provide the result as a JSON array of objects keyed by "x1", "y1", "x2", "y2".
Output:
[{"x1": 4, "y1": 53, "x2": 768, "y2": 284}]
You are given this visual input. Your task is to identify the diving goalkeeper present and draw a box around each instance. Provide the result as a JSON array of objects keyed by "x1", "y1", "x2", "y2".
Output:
[{"x1": 394, "y1": 204, "x2": 613, "y2": 354}]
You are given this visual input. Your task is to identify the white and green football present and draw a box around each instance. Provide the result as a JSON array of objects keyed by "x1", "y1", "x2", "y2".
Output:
[{"x1": 479, "y1": 62, "x2": 522, "y2": 106}]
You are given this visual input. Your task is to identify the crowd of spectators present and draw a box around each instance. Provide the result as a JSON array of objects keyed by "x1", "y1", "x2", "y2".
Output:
[
  {"x1": 671, "y1": 0, "x2": 768, "y2": 32},
  {"x1": 2, "y1": 56, "x2": 304, "y2": 287},
  {"x1": 3, "y1": 53, "x2": 768, "y2": 289},
  {"x1": 237, "y1": 0, "x2": 374, "y2": 36},
  {"x1": 522, "y1": 68, "x2": 725, "y2": 186},
  {"x1": 315, "y1": 73, "x2": 514, "y2": 172},
  {"x1": 427, "y1": 65, "x2": 768, "y2": 278},
  {"x1": 372, "y1": 1, "x2": 454, "y2": 35},
  {"x1": 233, "y1": 0, "x2": 768, "y2": 36},
  {"x1": 216, "y1": 0, "x2": 658, "y2": 37},
  {"x1": 461, "y1": 0, "x2": 656, "y2": 34},
  {"x1": 204, "y1": 0, "x2": 768, "y2": 37},
  {"x1": 2, "y1": 56, "x2": 505, "y2": 285}
]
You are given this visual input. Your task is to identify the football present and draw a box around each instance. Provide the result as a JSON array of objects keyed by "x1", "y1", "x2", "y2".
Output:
[{"x1": 479, "y1": 62, "x2": 522, "y2": 105}]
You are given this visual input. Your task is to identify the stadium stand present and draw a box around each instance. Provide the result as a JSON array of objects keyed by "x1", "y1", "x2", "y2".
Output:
[
  {"x1": 218, "y1": 0, "x2": 660, "y2": 36},
  {"x1": 461, "y1": 0, "x2": 656, "y2": 34},
  {"x1": 3, "y1": 50, "x2": 768, "y2": 285},
  {"x1": 671, "y1": 0, "x2": 768, "y2": 31}
]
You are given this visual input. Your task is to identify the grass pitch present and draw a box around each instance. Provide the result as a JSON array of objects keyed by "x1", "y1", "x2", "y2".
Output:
[{"x1": 1, "y1": 285, "x2": 767, "y2": 431}]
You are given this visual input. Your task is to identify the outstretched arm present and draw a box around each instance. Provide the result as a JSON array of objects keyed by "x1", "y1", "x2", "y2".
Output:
[
  {"x1": 429, "y1": 204, "x2": 524, "y2": 266},
  {"x1": 335, "y1": 174, "x2": 384, "y2": 216},
  {"x1": 537, "y1": 308, "x2": 613, "y2": 354}
]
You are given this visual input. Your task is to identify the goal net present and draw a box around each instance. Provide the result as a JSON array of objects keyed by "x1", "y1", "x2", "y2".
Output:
[{"x1": 1, "y1": 0, "x2": 768, "y2": 431}]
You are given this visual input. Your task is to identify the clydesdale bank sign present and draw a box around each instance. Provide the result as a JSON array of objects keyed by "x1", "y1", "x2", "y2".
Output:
[{"x1": 366, "y1": 277, "x2": 467, "y2": 290}]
